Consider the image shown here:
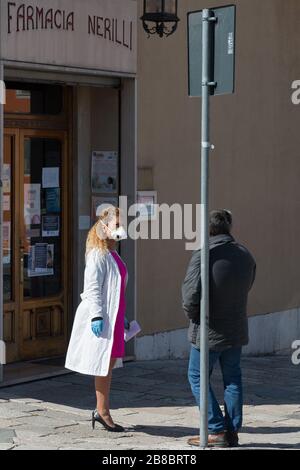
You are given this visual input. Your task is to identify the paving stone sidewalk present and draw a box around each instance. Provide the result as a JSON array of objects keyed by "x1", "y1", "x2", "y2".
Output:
[{"x1": 0, "y1": 356, "x2": 299, "y2": 450}]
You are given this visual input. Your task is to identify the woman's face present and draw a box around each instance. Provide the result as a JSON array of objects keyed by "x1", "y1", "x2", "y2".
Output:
[{"x1": 102, "y1": 215, "x2": 119, "y2": 239}]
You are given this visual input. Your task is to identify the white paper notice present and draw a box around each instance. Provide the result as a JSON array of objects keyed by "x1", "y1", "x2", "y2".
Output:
[
  {"x1": 3, "y1": 164, "x2": 11, "y2": 193},
  {"x1": 28, "y1": 243, "x2": 54, "y2": 277},
  {"x1": 124, "y1": 321, "x2": 142, "y2": 342},
  {"x1": 24, "y1": 184, "x2": 41, "y2": 225},
  {"x1": 3, "y1": 195, "x2": 10, "y2": 211},
  {"x1": 42, "y1": 168, "x2": 60, "y2": 188},
  {"x1": 91, "y1": 151, "x2": 118, "y2": 193},
  {"x1": 3, "y1": 221, "x2": 11, "y2": 265}
]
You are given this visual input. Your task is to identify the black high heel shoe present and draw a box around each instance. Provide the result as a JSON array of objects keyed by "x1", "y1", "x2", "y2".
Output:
[{"x1": 92, "y1": 410, "x2": 125, "y2": 433}]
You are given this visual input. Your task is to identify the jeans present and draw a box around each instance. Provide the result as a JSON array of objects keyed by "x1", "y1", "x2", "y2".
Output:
[{"x1": 188, "y1": 345, "x2": 243, "y2": 434}]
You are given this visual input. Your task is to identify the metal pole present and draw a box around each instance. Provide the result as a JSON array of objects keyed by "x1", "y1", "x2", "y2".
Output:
[
  {"x1": 199, "y1": 8, "x2": 212, "y2": 449},
  {"x1": 0, "y1": 59, "x2": 4, "y2": 383}
]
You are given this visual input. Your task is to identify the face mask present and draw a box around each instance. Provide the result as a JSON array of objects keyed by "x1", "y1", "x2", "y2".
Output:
[
  {"x1": 100, "y1": 220, "x2": 127, "y2": 241},
  {"x1": 109, "y1": 226, "x2": 127, "y2": 241}
]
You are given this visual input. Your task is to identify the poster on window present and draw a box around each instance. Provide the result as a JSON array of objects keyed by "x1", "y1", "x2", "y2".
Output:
[
  {"x1": 24, "y1": 184, "x2": 41, "y2": 226},
  {"x1": 91, "y1": 151, "x2": 118, "y2": 194},
  {"x1": 3, "y1": 221, "x2": 11, "y2": 265},
  {"x1": 3, "y1": 195, "x2": 10, "y2": 211},
  {"x1": 28, "y1": 243, "x2": 54, "y2": 277},
  {"x1": 3, "y1": 164, "x2": 11, "y2": 193},
  {"x1": 42, "y1": 167, "x2": 60, "y2": 189},
  {"x1": 42, "y1": 215, "x2": 60, "y2": 237},
  {"x1": 45, "y1": 188, "x2": 60, "y2": 213},
  {"x1": 91, "y1": 196, "x2": 119, "y2": 225}
]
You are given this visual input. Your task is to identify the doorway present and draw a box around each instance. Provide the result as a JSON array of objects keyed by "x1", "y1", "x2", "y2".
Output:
[{"x1": 3, "y1": 83, "x2": 71, "y2": 363}]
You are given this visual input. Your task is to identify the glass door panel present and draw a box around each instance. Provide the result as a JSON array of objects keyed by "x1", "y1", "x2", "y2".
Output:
[
  {"x1": 3, "y1": 135, "x2": 14, "y2": 302},
  {"x1": 23, "y1": 137, "x2": 62, "y2": 299}
]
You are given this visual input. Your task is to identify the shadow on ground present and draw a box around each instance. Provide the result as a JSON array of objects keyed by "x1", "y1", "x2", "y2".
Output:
[
  {"x1": 1, "y1": 356, "x2": 299, "y2": 408},
  {"x1": 0, "y1": 356, "x2": 299, "y2": 449}
]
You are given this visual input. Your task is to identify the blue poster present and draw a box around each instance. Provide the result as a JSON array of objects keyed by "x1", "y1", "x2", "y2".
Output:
[{"x1": 45, "y1": 188, "x2": 60, "y2": 213}]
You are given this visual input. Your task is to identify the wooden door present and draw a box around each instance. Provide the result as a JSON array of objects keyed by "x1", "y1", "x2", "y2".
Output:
[{"x1": 3, "y1": 129, "x2": 70, "y2": 362}]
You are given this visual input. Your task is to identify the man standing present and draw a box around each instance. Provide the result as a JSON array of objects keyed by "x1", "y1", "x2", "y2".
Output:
[{"x1": 182, "y1": 209, "x2": 256, "y2": 447}]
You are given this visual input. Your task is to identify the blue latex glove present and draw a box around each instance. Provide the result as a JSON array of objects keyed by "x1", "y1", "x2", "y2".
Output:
[
  {"x1": 124, "y1": 317, "x2": 130, "y2": 331},
  {"x1": 91, "y1": 317, "x2": 104, "y2": 338}
]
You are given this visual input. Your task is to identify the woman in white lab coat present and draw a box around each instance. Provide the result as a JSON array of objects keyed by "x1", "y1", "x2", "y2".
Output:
[{"x1": 65, "y1": 205, "x2": 129, "y2": 433}]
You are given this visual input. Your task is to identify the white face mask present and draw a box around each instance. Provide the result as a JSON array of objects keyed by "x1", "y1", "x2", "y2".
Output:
[
  {"x1": 100, "y1": 220, "x2": 127, "y2": 241},
  {"x1": 109, "y1": 226, "x2": 127, "y2": 241}
]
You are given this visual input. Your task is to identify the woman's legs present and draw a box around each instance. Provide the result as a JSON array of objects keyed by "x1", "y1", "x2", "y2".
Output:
[{"x1": 95, "y1": 357, "x2": 117, "y2": 427}]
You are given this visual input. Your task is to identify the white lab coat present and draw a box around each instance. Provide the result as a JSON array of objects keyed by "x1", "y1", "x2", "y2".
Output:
[{"x1": 65, "y1": 248, "x2": 128, "y2": 377}]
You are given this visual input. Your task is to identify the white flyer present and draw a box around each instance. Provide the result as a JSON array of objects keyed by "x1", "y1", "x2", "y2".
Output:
[
  {"x1": 91, "y1": 151, "x2": 118, "y2": 194},
  {"x1": 124, "y1": 321, "x2": 142, "y2": 342},
  {"x1": 42, "y1": 167, "x2": 60, "y2": 188}
]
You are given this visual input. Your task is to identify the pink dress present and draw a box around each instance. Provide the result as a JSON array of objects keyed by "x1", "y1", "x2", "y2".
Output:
[{"x1": 110, "y1": 251, "x2": 127, "y2": 359}]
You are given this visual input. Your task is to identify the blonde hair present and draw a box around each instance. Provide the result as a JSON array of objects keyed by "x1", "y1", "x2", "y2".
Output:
[{"x1": 86, "y1": 206, "x2": 120, "y2": 257}]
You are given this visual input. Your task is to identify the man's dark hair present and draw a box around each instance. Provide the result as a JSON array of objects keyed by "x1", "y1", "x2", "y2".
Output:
[{"x1": 209, "y1": 209, "x2": 233, "y2": 236}]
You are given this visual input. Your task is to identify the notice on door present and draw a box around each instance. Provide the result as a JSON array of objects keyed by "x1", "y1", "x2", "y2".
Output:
[
  {"x1": 28, "y1": 243, "x2": 54, "y2": 277},
  {"x1": 24, "y1": 184, "x2": 41, "y2": 225},
  {"x1": 3, "y1": 163, "x2": 11, "y2": 193},
  {"x1": 3, "y1": 221, "x2": 11, "y2": 265},
  {"x1": 42, "y1": 168, "x2": 60, "y2": 189},
  {"x1": 42, "y1": 215, "x2": 60, "y2": 237}
]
